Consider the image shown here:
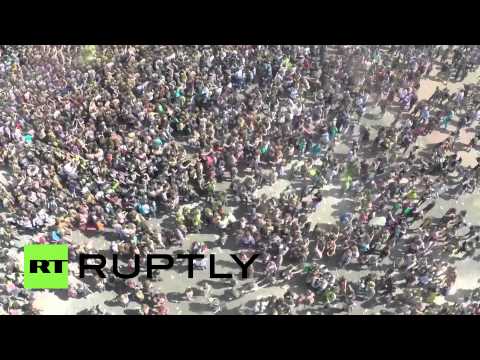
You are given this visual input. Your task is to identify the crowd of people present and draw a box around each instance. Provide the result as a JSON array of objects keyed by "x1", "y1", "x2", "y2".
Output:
[{"x1": 1, "y1": 45, "x2": 480, "y2": 315}]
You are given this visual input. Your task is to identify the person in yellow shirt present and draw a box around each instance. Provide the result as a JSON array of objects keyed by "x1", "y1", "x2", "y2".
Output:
[
  {"x1": 52, "y1": 175, "x2": 64, "y2": 189},
  {"x1": 86, "y1": 192, "x2": 96, "y2": 205}
]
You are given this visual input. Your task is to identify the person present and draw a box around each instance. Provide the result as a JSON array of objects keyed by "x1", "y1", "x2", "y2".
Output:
[
  {"x1": 441, "y1": 109, "x2": 454, "y2": 129},
  {"x1": 185, "y1": 287, "x2": 194, "y2": 301},
  {"x1": 202, "y1": 282, "x2": 212, "y2": 300}
]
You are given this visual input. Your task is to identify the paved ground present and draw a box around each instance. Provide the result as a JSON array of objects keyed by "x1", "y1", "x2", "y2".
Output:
[{"x1": 24, "y1": 58, "x2": 480, "y2": 315}]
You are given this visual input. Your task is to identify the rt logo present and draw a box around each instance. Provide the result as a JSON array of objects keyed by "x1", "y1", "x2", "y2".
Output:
[{"x1": 23, "y1": 245, "x2": 69, "y2": 289}]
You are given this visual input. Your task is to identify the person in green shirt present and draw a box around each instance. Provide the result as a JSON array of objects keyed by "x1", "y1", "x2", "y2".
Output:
[
  {"x1": 176, "y1": 208, "x2": 185, "y2": 226},
  {"x1": 406, "y1": 188, "x2": 418, "y2": 200},
  {"x1": 204, "y1": 207, "x2": 214, "y2": 224},
  {"x1": 341, "y1": 173, "x2": 353, "y2": 192},
  {"x1": 441, "y1": 110, "x2": 454, "y2": 129},
  {"x1": 322, "y1": 288, "x2": 337, "y2": 305},
  {"x1": 192, "y1": 208, "x2": 203, "y2": 232},
  {"x1": 329, "y1": 125, "x2": 339, "y2": 145},
  {"x1": 311, "y1": 143, "x2": 321, "y2": 157},
  {"x1": 111, "y1": 180, "x2": 120, "y2": 192},
  {"x1": 297, "y1": 137, "x2": 306, "y2": 156},
  {"x1": 206, "y1": 181, "x2": 215, "y2": 202},
  {"x1": 260, "y1": 143, "x2": 269, "y2": 155}
]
